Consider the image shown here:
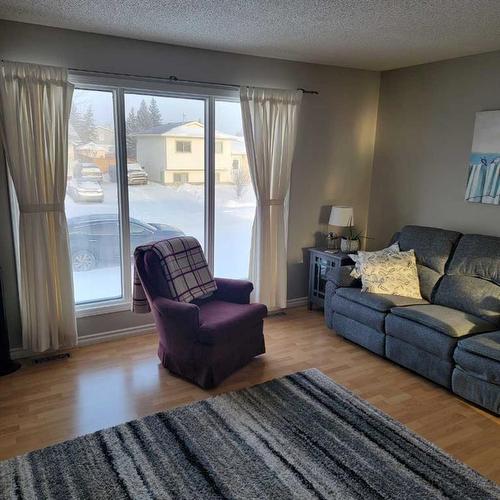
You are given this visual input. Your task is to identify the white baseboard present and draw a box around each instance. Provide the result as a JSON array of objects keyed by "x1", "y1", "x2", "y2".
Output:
[
  {"x1": 77, "y1": 323, "x2": 156, "y2": 346},
  {"x1": 10, "y1": 323, "x2": 156, "y2": 359},
  {"x1": 11, "y1": 298, "x2": 308, "y2": 359},
  {"x1": 286, "y1": 296, "x2": 308, "y2": 309}
]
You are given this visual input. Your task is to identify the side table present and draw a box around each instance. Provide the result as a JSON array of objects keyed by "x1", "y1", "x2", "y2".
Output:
[{"x1": 307, "y1": 249, "x2": 354, "y2": 310}]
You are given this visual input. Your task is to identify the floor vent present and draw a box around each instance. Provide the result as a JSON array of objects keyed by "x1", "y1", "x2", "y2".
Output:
[{"x1": 32, "y1": 352, "x2": 71, "y2": 364}]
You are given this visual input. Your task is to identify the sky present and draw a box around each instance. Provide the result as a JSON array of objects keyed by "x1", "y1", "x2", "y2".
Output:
[{"x1": 72, "y1": 89, "x2": 243, "y2": 136}]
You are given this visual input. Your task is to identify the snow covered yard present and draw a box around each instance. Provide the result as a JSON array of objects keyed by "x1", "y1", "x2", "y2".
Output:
[{"x1": 66, "y1": 180, "x2": 256, "y2": 303}]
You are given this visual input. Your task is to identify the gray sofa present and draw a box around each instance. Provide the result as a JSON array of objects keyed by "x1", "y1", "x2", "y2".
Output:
[{"x1": 324, "y1": 225, "x2": 500, "y2": 414}]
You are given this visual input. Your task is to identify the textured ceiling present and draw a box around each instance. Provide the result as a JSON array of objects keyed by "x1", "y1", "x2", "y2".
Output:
[{"x1": 2, "y1": 0, "x2": 500, "y2": 70}]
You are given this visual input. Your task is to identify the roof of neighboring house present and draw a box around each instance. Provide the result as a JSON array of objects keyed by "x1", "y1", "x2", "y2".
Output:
[
  {"x1": 135, "y1": 120, "x2": 238, "y2": 140},
  {"x1": 75, "y1": 142, "x2": 115, "y2": 153}
]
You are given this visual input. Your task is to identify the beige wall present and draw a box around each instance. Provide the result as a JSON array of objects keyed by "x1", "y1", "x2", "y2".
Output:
[
  {"x1": 0, "y1": 20, "x2": 380, "y2": 345},
  {"x1": 368, "y1": 50, "x2": 500, "y2": 249}
]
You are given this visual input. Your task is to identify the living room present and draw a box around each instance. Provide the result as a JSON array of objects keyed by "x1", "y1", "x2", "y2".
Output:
[{"x1": 0, "y1": 2, "x2": 499, "y2": 498}]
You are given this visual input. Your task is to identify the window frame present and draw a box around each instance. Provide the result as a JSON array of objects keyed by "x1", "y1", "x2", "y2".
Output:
[{"x1": 68, "y1": 73, "x2": 240, "y2": 317}]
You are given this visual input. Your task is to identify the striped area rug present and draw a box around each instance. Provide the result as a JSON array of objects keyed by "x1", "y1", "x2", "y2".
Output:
[{"x1": 0, "y1": 369, "x2": 498, "y2": 499}]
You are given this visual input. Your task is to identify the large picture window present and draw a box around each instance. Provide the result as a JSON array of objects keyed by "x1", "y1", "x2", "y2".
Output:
[
  {"x1": 66, "y1": 79, "x2": 255, "y2": 312},
  {"x1": 66, "y1": 88, "x2": 122, "y2": 304}
]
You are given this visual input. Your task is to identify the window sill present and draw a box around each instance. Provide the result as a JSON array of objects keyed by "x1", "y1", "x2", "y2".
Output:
[{"x1": 76, "y1": 299, "x2": 132, "y2": 318}]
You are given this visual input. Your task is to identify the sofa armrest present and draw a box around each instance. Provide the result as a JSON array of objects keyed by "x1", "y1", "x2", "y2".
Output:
[
  {"x1": 326, "y1": 265, "x2": 360, "y2": 288},
  {"x1": 324, "y1": 265, "x2": 360, "y2": 329},
  {"x1": 214, "y1": 278, "x2": 253, "y2": 304}
]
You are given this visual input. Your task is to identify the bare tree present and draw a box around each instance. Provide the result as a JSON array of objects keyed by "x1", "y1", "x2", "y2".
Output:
[{"x1": 233, "y1": 166, "x2": 251, "y2": 199}]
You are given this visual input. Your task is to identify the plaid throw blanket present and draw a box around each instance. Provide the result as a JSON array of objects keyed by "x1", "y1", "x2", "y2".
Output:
[{"x1": 133, "y1": 236, "x2": 217, "y2": 313}]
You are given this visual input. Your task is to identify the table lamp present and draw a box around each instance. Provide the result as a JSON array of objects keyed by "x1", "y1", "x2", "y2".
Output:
[{"x1": 328, "y1": 206, "x2": 356, "y2": 252}]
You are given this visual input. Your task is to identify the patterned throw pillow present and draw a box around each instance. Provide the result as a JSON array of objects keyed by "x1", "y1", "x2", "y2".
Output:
[
  {"x1": 359, "y1": 249, "x2": 422, "y2": 299},
  {"x1": 349, "y1": 243, "x2": 400, "y2": 279}
]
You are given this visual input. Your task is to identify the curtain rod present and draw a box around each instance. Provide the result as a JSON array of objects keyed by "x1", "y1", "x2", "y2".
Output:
[
  {"x1": 1, "y1": 59, "x2": 319, "y2": 95},
  {"x1": 68, "y1": 68, "x2": 319, "y2": 95}
]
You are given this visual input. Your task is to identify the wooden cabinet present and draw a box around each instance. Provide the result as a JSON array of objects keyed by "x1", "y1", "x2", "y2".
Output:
[{"x1": 307, "y1": 249, "x2": 353, "y2": 310}]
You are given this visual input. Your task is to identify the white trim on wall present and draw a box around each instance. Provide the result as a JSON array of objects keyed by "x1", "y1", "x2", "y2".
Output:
[
  {"x1": 78, "y1": 323, "x2": 156, "y2": 346},
  {"x1": 10, "y1": 299, "x2": 308, "y2": 359},
  {"x1": 286, "y1": 296, "x2": 308, "y2": 308},
  {"x1": 10, "y1": 323, "x2": 156, "y2": 359}
]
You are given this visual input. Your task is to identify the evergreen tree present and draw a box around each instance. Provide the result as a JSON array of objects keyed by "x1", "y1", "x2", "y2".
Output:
[
  {"x1": 136, "y1": 99, "x2": 152, "y2": 131},
  {"x1": 126, "y1": 107, "x2": 138, "y2": 158},
  {"x1": 70, "y1": 105, "x2": 97, "y2": 144},
  {"x1": 83, "y1": 106, "x2": 98, "y2": 143},
  {"x1": 149, "y1": 98, "x2": 162, "y2": 127},
  {"x1": 69, "y1": 107, "x2": 83, "y2": 142}
]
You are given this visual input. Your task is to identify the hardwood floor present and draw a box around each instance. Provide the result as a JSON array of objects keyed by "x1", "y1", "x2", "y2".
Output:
[{"x1": 0, "y1": 307, "x2": 499, "y2": 483}]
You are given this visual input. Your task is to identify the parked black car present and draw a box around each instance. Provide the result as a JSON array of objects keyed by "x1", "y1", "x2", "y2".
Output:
[{"x1": 68, "y1": 214, "x2": 184, "y2": 271}]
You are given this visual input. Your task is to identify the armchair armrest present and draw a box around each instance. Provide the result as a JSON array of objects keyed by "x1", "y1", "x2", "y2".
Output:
[
  {"x1": 151, "y1": 296, "x2": 200, "y2": 351},
  {"x1": 214, "y1": 278, "x2": 253, "y2": 304},
  {"x1": 152, "y1": 296, "x2": 200, "y2": 329}
]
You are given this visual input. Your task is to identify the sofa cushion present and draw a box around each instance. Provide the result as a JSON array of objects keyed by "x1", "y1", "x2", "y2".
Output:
[
  {"x1": 332, "y1": 312, "x2": 385, "y2": 356},
  {"x1": 434, "y1": 234, "x2": 500, "y2": 326},
  {"x1": 386, "y1": 313, "x2": 458, "y2": 360},
  {"x1": 415, "y1": 265, "x2": 442, "y2": 302},
  {"x1": 398, "y1": 225, "x2": 462, "y2": 300},
  {"x1": 332, "y1": 294, "x2": 386, "y2": 332},
  {"x1": 390, "y1": 304, "x2": 496, "y2": 337},
  {"x1": 456, "y1": 331, "x2": 500, "y2": 363},
  {"x1": 198, "y1": 300, "x2": 267, "y2": 345},
  {"x1": 434, "y1": 276, "x2": 500, "y2": 326},
  {"x1": 446, "y1": 234, "x2": 500, "y2": 284},
  {"x1": 386, "y1": 336, "x2": 453, "y2": 388},
  {"x1": 452, "y1": 368, "x2": 500, "y2": 415},
  {"x1": 398, "y1": 225, "x2": 462, "y2": 274},
  {"x1": 454, "y1": 350, "x2": 500, "y2": 385},
  {"x1": 336, "y1": 287, "x2": 428, "y2": 312}
]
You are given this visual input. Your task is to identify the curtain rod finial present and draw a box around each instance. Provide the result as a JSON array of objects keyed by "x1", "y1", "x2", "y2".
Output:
[{"x1": 297, "y1": 87, "x2": 319, "y2": 95}]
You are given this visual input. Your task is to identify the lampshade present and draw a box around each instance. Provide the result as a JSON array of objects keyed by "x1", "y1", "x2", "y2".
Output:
[{"x1": 329, "y1": 206, "x2": 354, "y2": 227}]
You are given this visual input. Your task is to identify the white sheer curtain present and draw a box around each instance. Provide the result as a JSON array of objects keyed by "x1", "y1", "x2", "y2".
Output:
[
  {"x1": 0, "y1": 62, "x2": 77, "y2": 352},
  {"x1": 240, "y1": 87, "x2": 302, "y2": 310}
]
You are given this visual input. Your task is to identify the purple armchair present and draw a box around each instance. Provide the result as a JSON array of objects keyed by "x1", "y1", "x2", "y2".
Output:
[{"x1": 135, "y1": 249, "x2": 267, "y2": 389}]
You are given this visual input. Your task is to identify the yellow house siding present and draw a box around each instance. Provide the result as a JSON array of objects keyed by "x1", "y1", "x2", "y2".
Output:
[
  {"x1": 166, "y1": 137, "x2": 205, "y2": 171},
  {"x1": 136, "y1": 122, "x2": 247, "y2": 185},
  {"x1": 214, "y1": 139, "x2": 233, "y2": 183}
]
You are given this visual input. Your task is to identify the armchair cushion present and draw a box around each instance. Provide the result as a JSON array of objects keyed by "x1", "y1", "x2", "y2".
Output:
[{"x1": 198, "y1": 300, "x2": 267, "y2": 345}]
